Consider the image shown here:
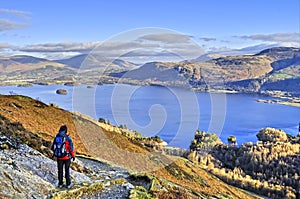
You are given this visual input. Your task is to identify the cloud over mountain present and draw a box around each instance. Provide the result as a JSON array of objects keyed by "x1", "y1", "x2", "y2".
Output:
[
  {"x1": 199, "y1": 37, "x2": 217, "y2": 42},
  {"x1": 18, "y1": 41, "x2": 101, "y2": 53},
  {"x1": 0, "y1": 43, "x2": 13, "y2": 49},
  {"x1": 239, "y1": 32, "x2": 300, "y2": 46},
  {"x1": 5, "y1": 32, "x2": 205, "y2": 62},
  {"x1": 138, "y1": 33, "x2": 194, "y2": 44}
]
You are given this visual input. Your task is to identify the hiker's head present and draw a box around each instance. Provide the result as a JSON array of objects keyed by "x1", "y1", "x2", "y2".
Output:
[{"x1": 59, "y1": 125, "x2": 68, "y2": 134}]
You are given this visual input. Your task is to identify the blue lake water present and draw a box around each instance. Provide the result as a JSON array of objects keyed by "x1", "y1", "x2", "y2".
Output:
[{"x1": 1, "y1": 84, "x2": 299, "y2": 148}]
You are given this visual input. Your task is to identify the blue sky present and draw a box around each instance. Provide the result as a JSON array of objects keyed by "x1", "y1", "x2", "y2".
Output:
[{"x1": 0, "y1": 0, "x2": 299, "y2": 61}]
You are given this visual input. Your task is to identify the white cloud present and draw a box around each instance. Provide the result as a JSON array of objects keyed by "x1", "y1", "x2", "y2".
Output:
[
  {"x1": 208, "y1": 43, "x2": 281, "y2": 56},
  {"x1": 19, "y1": 41, "x2": 101, "y2": 53},
  {"x1": 0, "y1": 19, "x2": 28, "y2": 31},
  {"x1": 138, "y1": 33, "x2": 194, "y2": 44},
  {"x1": 0, "y1": 8, "x2": 31, "y2": 20},
  {"x1": 13, "y1": 39, "x2": 203, "y2": 61},
  {"x1": 0, "y1": 8, "x2": 31, "y2": 31},
  {"x1": 0, "y1": 42, "x2": 13, "y2": 49},
  {"x1": 239, "y1": 33, "x2": 300, "y2": 47},
  {"x1": 199, "y1": 37, "x2": 216, "y2": 42}
]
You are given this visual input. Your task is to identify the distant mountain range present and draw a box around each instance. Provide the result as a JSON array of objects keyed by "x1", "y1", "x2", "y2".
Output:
[
  {"x1": 0, "y1": 55, "x2": 65, "y2": 73},
  {"x1": 55, "y1": 54, "x2": 138, "y2": 70},
  {"x1": 0, "y1": 47, "x2": 299, "y2": 96},
  {"x1": 115, "y1": 47, "x2": 300, "y2": 95}
]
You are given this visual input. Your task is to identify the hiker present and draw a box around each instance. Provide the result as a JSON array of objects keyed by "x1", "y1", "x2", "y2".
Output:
[{"x1": 51, "y1": 125, "x2": 75, "y2": 188}]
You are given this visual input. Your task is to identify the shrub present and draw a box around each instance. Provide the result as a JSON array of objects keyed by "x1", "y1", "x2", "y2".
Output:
[
  {"x1": 190, "y1": 130, "x2": 222, "y2": 150},
  {"x1": 98, "y1": 117, "x2": 106, "y2": 123},
  {"x1": 257, "y1": 128, "x2": 288, "y2": 142},
  {"x1": 228, "y1": 135, "x2": 237, "y2": 145}
]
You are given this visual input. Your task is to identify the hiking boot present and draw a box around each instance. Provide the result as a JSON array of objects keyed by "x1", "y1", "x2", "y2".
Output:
[
  {"x1": 57, "y1": 183, "x2": 64, "y2": 188},
  {"x1": 66, "y1": 183, "x2": 73, "y2": 189}
]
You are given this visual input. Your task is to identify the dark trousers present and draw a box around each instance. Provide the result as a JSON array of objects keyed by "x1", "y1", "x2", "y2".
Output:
[{"x1": 57, "y1": 159, "x2": 71, "y2": 185}]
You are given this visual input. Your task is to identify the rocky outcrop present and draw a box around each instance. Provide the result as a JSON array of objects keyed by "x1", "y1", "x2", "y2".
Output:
[
  {"x1": 56, "y1": 89, "x2": 68, "y2": 95},
  {"x1": 0, "y1": 132, "x2": 134, "y2": 198},
  {"x1": 0, "y1": 134, "x2": 87, "y2": 198},
  {"x1": 0, "y1": 113, "x2": 132, "y2": 198}
]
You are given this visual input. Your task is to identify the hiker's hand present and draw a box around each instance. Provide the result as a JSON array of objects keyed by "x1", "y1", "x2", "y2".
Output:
[{"x1": 72, "y1": 157, "x2": 75, "y2": 161}]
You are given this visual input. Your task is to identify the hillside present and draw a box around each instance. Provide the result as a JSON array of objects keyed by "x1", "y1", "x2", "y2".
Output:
[
  {"x1": 189, "y1": 128, "x2": 300, "y2": 198},
  {"x1": 0, "y1": 54, "x2": 137, "y2": 86},
  {"x1": 0, "y1": 94, "x2": 259, "y2": 198},
  {"x1": 56, "y1": 54, "x2": 138, "y2": 70},
  {"x1": 1, "y1": 47, "x2": 299, "y2": 97},
  {"x1": 114, "y1": 47, "x2": 300, "y2": 96},
  {"x1": 0, "y1": 55, "x2": 77, "y2": 86},
  {"x1": 0, "y1": 55, "x2": 66, "y2": 73}
]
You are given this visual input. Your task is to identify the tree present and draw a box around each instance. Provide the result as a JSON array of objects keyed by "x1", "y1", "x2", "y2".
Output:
[
  {"x1": 228, "y1": 135, "x2": 237, "y2": 146},
  {"x1": 98, "y1": 117, "x2": 106, "y2": 123},
  {"x1": 256, "y1": 128, "x2": 288, "y2": 142}
]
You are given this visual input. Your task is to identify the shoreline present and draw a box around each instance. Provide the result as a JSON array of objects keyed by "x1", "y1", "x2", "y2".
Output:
[
  {"x1": 0, "y1": 90, "x2": 298, "y2": 149},
  {"x1": 1, "y1": 81, "x2": 299, "y2": 108},
  {"x1": 257, "y1": 99, "x2": 300, "y2": 108}
]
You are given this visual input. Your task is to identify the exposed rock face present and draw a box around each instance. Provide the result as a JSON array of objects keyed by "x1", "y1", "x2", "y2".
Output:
[
  {"x1": 0, "y1": 134, "x2": 89, "y2": 198},
  {"x1": 0, "y1": 133, "x2": 132, "y2": 198}
]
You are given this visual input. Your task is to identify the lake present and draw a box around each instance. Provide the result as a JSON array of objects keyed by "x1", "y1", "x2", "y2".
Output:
[{"x1": 1, "y1": 84, "x2": 299, "y2": 148}]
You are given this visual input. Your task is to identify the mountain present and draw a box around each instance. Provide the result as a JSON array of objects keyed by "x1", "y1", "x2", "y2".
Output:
[
  {"x1": 0, "y1": 94, "x2": 259, "y2": 198},
  {"x1": 227, "y1": 47, "x2": 300, "y2": 94},
  {"x1": 55, "y1": 54, "x2": 87, "y2": 68},
  {"x1": 1, "y1": 47, "x2": 299, "y2": 96},
  {"x1": 190, "y1": 53, "x2": 223, "y2": 62},
  {"x1": 0, "y1": 54, "x2": 138, "y2": 86},
  {"x1": 256, "y1": 47, "x2": 300, "y2": 59},
  {"x1": 0, "y1": 55, "x2": 66, "y2": 73},
  {"x1": 56, "y1": 54, "x2": 138, "y2": 70},
  {"x1": 117, "y1": 54, "x2": 274, "y2": 87},
  {"x1": 115, "y1": 47, "x2": 300, "y2": 96},
  {"x1": 0, "y1": 55, "x2": 78, "y2": 86},
  {"x1": 256, "y1": 47, "x2": 300, "y2": 70}
]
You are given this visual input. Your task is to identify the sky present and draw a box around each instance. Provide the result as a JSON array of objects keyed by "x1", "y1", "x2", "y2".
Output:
[{"x1": 0, "y1": 0, "x2": 299, "y2": 62}]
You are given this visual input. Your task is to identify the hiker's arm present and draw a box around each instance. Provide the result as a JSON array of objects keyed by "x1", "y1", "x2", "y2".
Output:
[
  {"x1": 68, "y1": 137, "x2": 75, "y2": 157},
  {"x1": 51, "y1": 138, "x2": 55, "y2": 151}
]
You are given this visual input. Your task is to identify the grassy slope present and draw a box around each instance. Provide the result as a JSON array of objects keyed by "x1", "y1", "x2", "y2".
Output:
[
  {"x1": 0, "y1": 95, "x2": 88, "y2": 154},
  {"x1": 0, "y1": 94, "x2": 259, "y2": 198}
]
